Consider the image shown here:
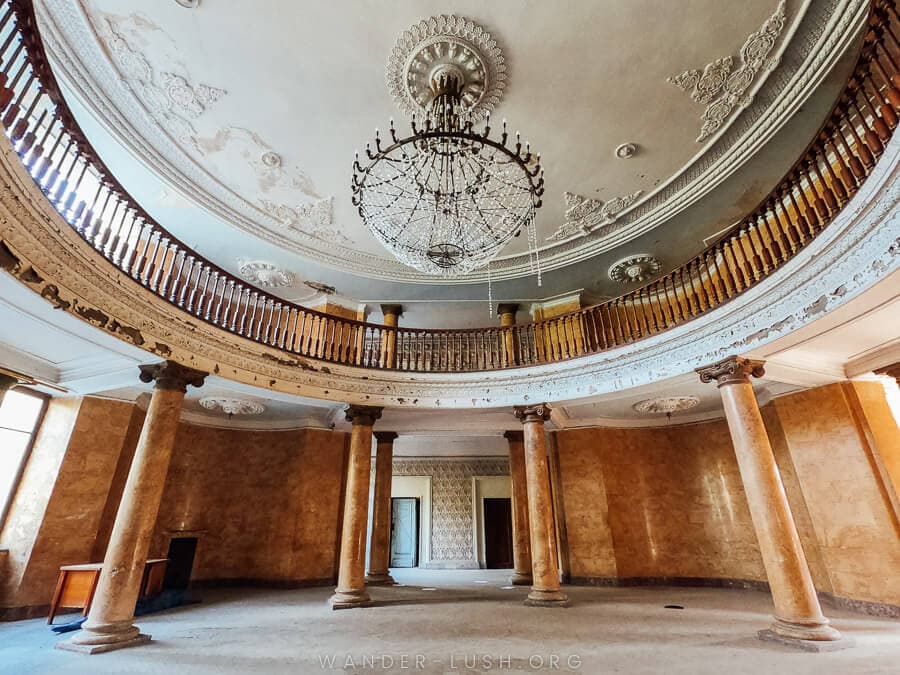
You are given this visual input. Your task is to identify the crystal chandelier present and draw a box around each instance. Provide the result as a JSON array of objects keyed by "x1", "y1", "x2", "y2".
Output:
[{"x1": 351, "y1": 16, "x2": 544, "y2": 278}]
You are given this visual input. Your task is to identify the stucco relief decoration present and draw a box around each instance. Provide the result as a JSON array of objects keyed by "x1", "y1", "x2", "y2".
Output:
[
  {"x1": 608, "y1": 254, "x2": 662, "y2": 283},
  {"x1": 101, "y1": 17, "x2": 225, "y2": 149},
  {"x1": 237, "y1": 260, "x2": 296, "y2": 288},
  {"x1": 547, "y1": 190, "x2": 644, "y2": 242},
  {"x1": 632, "y1": 396, "x2": 701, "y2": 414},
  {"x1": 199, "y1": 397, "x2": 266, "y2": 416},
  {"x1": 259, "y1": 197, "x2": 350, "y2": 244},
  {"x1": 668, "y1": 1, "x2": 788, "y2": 142},
  {"x1": 386, "y1": 15, "x2": 507, "y2": 123}
]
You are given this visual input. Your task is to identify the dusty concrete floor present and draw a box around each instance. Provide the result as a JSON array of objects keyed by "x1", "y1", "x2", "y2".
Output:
[{"x1": 2, "y1": 569, "x2": 899, "y2": 674}]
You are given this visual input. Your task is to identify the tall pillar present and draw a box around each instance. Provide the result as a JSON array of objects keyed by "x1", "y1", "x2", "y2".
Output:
[
  {"x1": 498, "y1": 303, "x2": 519, "y2": 367},
  {"x1": 697, "y1": 356, "x2": 848, "y2": 650},
  {"x1": 514, "y1": 404, "x2": 568, "y2": 607},
  {"x1": 330, "y1": 405, "x2": 382, "y2": 609},
  {"x1": 504, "y1": 430, "x2": 532, "y2": 585},
  {"x1": 61, "y1": 361, "x2": 206, "y2": 654},
  {"x1": 380, "y1": 304, "x2": 402, "y2": 369},
  {"x1": 366, "y1": 431, "x2": 398, "y2": 585}
]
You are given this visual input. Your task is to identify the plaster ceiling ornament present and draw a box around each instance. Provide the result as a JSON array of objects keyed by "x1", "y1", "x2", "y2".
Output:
[
  {"x1": 354, "y1": 16, "x2": 543, "y2": 279},
  {"x1": 608, "y1": 254, "x2": 663, "y2": 284},
  {"x1": 260, "y1": 151, "x2": 282, "y2": 168},
  {"x1": 386, "y1": 14, "x2": 507, "y2": 124},
  {"x1": 174, "y1": 0, "x2": 200, "y2": 7},
  {"x1": 198, "y1": 397, "x2": 266, "y2": 416},
  {"x1": 260, "y1": 197, "x2": 350, "y2": 244},
  {"x1": 668, "y1": 0, "x2": 788, "y2": 142},
  {"x1": 614, "y1": 143, "x2": 638, "y2": 159},
  {"x1": 632, "y1": 396, "x2": 701, "y2": 415},
  {"x1": 101, "y1": 18, "x2": 225, "y2": 149},
  {"x1": 546, "y1": 191, "x2": 644, "y2": 242},
  {"x1": 236, "y1": 260, "x2": 296, "y2": 288}
]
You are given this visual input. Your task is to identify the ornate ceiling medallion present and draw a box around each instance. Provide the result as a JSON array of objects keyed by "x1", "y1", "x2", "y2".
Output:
[
  {"x1": 608, "y1": 254, "x2": 662, "y2": 283},
  {"x1": 632, "y1": 396, "x2": 701, "y2": 415},
  {"x1": 354, "y1": 16, "x2": 543, "y2": 279},
  {"x1": 386, "y1": 15, "x2": 507, "y2": 123},
  {"x1": 237, "y1": 260, "x2": 295, "y2": 288},
  {"x1": 199, "y1": 397, "x2": 266, "y2": 416},
  {"x1": 614, "y1": 143, "x2": 638, "y2": 159}
]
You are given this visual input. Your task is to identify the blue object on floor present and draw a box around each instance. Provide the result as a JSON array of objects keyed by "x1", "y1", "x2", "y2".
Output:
[{"x1": 50, "y1": 616, "x2": 86, "y2": 634}]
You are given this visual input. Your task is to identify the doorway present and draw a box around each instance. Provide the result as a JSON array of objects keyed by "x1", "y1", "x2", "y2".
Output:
[
  {"x1": 163, "y1": 537, "x2": 198, "y2": 591},
  {"x1": 483, "y1": 498, "x2": 513, "y2": 569},
  {"x1": 390, "y1": 497, "x2": 419, "y2": 567}
]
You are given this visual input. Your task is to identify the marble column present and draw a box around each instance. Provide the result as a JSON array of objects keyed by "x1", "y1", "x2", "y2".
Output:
[
  {"x1": 380, "y1": 304, "x2": 403, "y2": 369},
  {"x1": 697, "y1": 356, "x2": 848, "y2": 651},
  {"x1": 61, "y1": 361, "x2": 206, "y2": 654},
  {"x1": 330, "y1": 405, "x2": 382, "y2": 609},
  {"x1": 504, "y1": 430, "x2": 532, "y2": 586},
  {"x1": 366, "y1": 431, "x2": 398, "y2": 585},
  {"x1": 514, "y1": 404, "x2": 568, "y2": 607},
  {"x1": 0, "y1": 371, "x2": 19, "y2": 406},
  {"x1": 498, "y1": 303, "x2": 519, "y2": 367}
]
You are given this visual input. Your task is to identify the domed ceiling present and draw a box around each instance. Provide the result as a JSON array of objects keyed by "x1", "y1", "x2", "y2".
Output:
[{"x1": 34, "y1": 0, "x2": 868, "y2": 322}]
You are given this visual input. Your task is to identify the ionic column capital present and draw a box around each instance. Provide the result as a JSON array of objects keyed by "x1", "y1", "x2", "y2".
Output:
[
  {"x1": 138, "y1": 361, "x2": 207, "y2": 393},
  {"x1": 697, "y1": 356, "x2": 765, "y2": 387},
  {"x1": 514, "y1": 403, "x2": 552, "y2": 424},
  {"x1": 345, "y1": 404, "x2": 383, "y2": 426},
  {"x1": 503, "y1": 430, "x2": 524, "y2": 442},
  {"x1": 373, "y1": 431, "x2": 398, "y2": 443}
]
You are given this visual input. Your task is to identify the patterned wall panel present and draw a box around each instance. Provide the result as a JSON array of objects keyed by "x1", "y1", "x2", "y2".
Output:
[{"x1": 393, "y1": 458, "x2": 509, "y2": 564}]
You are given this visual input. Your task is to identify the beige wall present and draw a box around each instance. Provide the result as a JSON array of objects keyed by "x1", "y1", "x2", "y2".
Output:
[
  {"x1": 0, "y1": 397, "x2": 138, "y2": 616},
  {"x1": 555, "y1": 422, "x2": 765, "y2": 583},
  {"x1": 151, "y1": 424, "x2": 349, "y2": 585},
  {"x1": 0, "y1": 397, "x2": 350, "y2": 618},
  {"x1": 771, "y1": 383, "x2": 900, "y2": 605},
  {"x1": 554, "y1": 382, "x2": 900, "y2": 607}
]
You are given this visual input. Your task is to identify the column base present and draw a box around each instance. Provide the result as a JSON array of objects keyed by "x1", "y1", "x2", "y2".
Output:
[
  {"x1": 758, "y1": 629, "x2": 854, "y2": 652},
  {"x1": 510, "y1": 571, "x2": 533, "y2": 586},
  {"x1": 58, "y1": 631, "x2": 151, "y2": 655},
  {"x1": 365, "y1": 572, "x2": 396, "y2": 586},
  {"x1": 329, "y1": 588, "x2": 372, "y2": 610},
  {"x1": 524, "y1": 588, "x2": 570, "y2": 607}
]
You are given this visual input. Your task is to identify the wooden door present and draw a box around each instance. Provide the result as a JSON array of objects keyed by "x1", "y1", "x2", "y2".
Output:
[
  {"x1": 390, "y1": 498, "x2": 418, "y2": 567},
  {"x1": 483, "y1": 498, "x2": 514, "y2": 569}
]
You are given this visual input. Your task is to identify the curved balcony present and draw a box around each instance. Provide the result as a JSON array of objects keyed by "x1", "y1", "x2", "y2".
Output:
[{"x1": 0, "y1": 0, "x2": 899, "y2": 376}]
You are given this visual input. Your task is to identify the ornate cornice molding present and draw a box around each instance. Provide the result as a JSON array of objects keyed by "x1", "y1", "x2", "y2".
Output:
[
  {"x1": 0, "y1": 120, "x2": 895, "y2": 408},
  {"x1": 697, "y1": 356, "x2": 766, "y2": 387},
  {"x1": 34, "y1": 0, "x2": 868, "y2": 284},
  {"x1": 138, "y1": 360, "x2": 207, "y2": 392}
]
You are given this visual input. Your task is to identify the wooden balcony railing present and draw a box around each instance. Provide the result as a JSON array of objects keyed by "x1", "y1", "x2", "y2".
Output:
[{"x1": 2, "y1": 0, "x2": 898, "y2": 372}]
